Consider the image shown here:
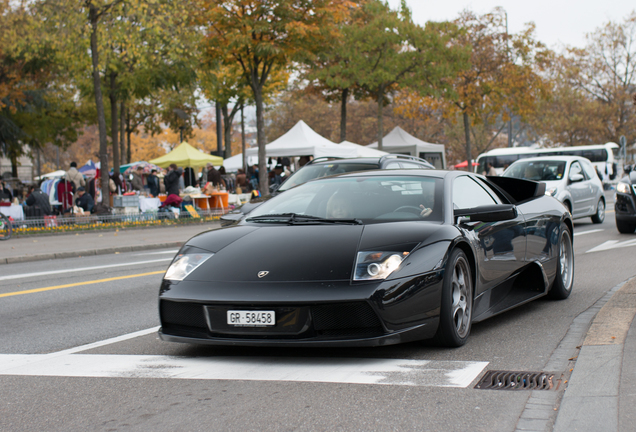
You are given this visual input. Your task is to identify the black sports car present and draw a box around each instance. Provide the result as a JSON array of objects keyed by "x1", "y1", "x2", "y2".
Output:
[
  {"x1": 159, "y1": 170, "x2": 574, "y2": 348},
  {"x1": 615, "y1": 170, "x2": 636, "y2": 233}
]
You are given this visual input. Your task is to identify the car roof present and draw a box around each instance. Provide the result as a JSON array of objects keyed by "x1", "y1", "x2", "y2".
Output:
[
  {"x1": 307, "y1": 155, "x2": 434, "y2": 168},
  {"x1": 332, "y1": 168, "x2": 456, "y2": 180}
]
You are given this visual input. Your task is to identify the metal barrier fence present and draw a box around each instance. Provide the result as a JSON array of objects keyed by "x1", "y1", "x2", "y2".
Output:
[{"x1": 10, "y1": 208, "x2": 226, "y2": 236}]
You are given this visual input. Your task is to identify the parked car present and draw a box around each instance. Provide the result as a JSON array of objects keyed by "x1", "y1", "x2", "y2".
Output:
[
  {"x1": 502, "y1": 156, "x2": 605, "y2": 223},
  {"x1": 220, "y1": 155, "x2": 435, "y2": 225},
  {"x1": 159, "y1": 169, "x2": 573, "y2": 348},
  {"x1": 615, "y1": 169, "x2": 636, "y2": 233}
]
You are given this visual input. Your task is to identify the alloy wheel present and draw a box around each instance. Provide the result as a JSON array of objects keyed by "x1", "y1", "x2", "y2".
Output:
[{"x1": 451, "y1": 257, "x2": 472, "y2": 338}]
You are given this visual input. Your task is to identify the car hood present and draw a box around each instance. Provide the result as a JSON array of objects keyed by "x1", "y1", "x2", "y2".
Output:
[{"x1": 183, "y1": 222, "x2": 449, "y2": 282}]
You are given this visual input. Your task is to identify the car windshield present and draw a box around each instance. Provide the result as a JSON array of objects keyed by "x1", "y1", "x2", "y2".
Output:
[
  {"x1": 503, "y1": 160, "x2": 567, "y2": 181},
  {"x1": 247, "y1": 175, "x2": 444, "y2": 224},
  {"x1": 278, "y1": 162, "x2": 379, "y2": 192}
]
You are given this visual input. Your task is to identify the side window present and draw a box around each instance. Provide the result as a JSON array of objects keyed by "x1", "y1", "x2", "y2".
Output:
[
  {"x1": 581, "y1": 160, "x2": 597, "y2": 180},
  {"x1": 453, "y1": 176, "x2": 498, "y2": 209},
  {"x1": 569, "y1": 161, "x2": 584, "y2": 179}
]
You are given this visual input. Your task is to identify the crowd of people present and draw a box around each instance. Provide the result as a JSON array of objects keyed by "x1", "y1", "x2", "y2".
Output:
[{"x1": 3, "y1": 156, "x2": 303, "y2": 219}]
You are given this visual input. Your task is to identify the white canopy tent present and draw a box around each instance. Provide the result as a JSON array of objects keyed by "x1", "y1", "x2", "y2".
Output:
[
  {"x1": 220, "y1": 153, "x2": 258, "y2": 172},
  {"x1": 339, "y1": 141, "x2": 388, "y2": 157},
  {"x1": 245, "y1": 120, "x2": 358, "y2": 159},
  {"x1": 367, "y1": 127, "x2": 446, "y2": 169}
]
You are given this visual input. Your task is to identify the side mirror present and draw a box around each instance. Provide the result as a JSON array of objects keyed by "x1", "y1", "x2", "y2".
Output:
[
  {"x1": 220, "y1": 212, "x2": 244, "y2": 226},
  {"x1": 454, "y1": 204, "x2": 517, "y2": 223},
  {"x1": 569, "y1": 173, "x2": 584, "y2": 183}
]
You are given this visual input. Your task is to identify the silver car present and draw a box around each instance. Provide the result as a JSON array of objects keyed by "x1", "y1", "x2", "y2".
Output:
[{"x1": 502, "y1": 155, "x2": 605, "y2": 223}]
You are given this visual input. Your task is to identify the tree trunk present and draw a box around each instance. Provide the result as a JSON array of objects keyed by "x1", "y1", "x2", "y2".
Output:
[
  {"x1": 253, "y1": 84, "x2": 268, "y2": 195},
  {"x1": 126, "y1": 109, "x2": 131, "y2": 164},
  {"x1": 340, "y1": 88, "x2": 348, "y2": 143},
  {"x1": 377, "y1": 85, "x2": 384, "y2": 151},
  {"x1": 120, "y1": 100, "x2": 125, "y2": 165},
  {"x1": 221, "y1": 104, "x2": 233, "y2": 160},
  {"x1": 89, "y1": 4, "x2": 110, "y2": 204},
  {"x1": 463, "y1": 110, "x2": 472, "y2": 172},
  {"x1": 241, "y1": 103, "x2": 246, "y2": 173},
  {"x1": 215, "y1": 103, "x2": 223, "y2": 155},
  {"x1": 109, "y1": 71, "x2": 119, "y2": 176},
  {"x1": 10, "y1": 152, "x2": 18, "y2": 178}
]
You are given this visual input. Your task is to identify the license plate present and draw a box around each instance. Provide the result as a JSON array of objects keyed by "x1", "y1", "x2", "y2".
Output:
[{"x1": 227, "y1": 310, "x2": 276, "y2": 326}]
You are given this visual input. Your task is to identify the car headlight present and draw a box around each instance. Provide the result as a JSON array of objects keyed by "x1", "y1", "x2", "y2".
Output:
[
  {"x1": 545, "y1": 187, "x2": 558, "y2": 197},
  {"x1": 164, "y1": 251, "x2": 214, "y2": 281},
  {"x1": 617, "y1": 182, "x2": 631, "y2": 194},
  {"x1": 354, "y1": 251, "x2": 409, "y2": 281}
]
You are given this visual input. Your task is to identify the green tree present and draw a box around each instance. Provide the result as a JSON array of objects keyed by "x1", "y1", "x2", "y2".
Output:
[
  {"x1": 573, "y1": 12, "x2": 636, "y2": 144},
  {"x1": 199, "y1": 0, "x2": 350, "y2": 194},
  {"x1": 343, "y1": 0, "x2": 465, "y2": 149}
]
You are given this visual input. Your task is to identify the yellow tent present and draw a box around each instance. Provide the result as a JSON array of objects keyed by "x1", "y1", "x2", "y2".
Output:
[{"x1": 150, "y1": 142, "x2": 224, "y2": 168}]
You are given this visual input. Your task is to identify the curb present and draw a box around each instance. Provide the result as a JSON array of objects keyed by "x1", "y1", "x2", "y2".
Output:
[{"x1": 0, "y1": 241, "x2": 184, "y2": 265}]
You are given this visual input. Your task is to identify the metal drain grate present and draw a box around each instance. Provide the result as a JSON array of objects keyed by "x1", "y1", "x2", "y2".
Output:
[{"x1": 474, "y1": 370, "x2": 556, "y2": 391}]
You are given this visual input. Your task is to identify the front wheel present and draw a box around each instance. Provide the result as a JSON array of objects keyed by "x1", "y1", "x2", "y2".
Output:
[
  {"x1": 0, "y1": 214, "x2": 12, "y2": 240},
  {"x1": 591, "y1": 199, "x2": 605, "y2": 224},
  {"x1": 548, "y1": 224, "x2": 574, "y2": 300},
  {"x1": 433, "y1": 249, "x2": 473, "y2": 347},
  {"x1": 616, "y1": 218, "x2": 636, "y2": 234}
]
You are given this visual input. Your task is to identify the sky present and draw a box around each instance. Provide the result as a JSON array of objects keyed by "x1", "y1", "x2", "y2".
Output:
[{"x1": 387, "y1": 0, "x2": 635, "y2": 49}]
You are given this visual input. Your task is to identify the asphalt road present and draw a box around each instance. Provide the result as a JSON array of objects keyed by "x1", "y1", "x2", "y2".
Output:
[{"x1": 1, "y1": 195, "x2": 635, "y2": 432}]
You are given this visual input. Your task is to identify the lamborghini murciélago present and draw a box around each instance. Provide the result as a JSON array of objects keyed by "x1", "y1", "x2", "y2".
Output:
[{"x1": 159, "y1": 170, "x2": 574, "y2": 348}]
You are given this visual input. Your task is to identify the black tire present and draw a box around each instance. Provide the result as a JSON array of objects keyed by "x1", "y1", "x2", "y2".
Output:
[
  {"x1": 616, "y1": 218, "x2": 636, "y2": 234},
  {"x1": 433, "y1": 249, "x2": 473, "y2": 347},
  {"x1": 591, "y1": 199, "x2": 605, "y2": 224},
  {"x1": 0, "y1": 214, "x2": 11, "y2": 240},
  {"x1": 548, "y1": 224, "x2": 574, "y2": 300}
]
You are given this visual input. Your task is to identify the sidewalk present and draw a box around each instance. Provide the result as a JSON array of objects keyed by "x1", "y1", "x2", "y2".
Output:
[
  {"x1": 553, "y1": 277, "x2": 636, "y2": 432},
  {"x1": 0, "y1": 222, "x2": 220, "y2": 264}
]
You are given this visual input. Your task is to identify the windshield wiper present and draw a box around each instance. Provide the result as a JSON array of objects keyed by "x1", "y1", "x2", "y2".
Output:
[
  {"x1": 288, "y1": 214, "x2": 362, "y2": 225},
  {"x1": 245, "y1": 213, "x2": 296, "y2": 223},
  {"x1": 246, "y1": 213, "x2": 362, "y2": 225}
]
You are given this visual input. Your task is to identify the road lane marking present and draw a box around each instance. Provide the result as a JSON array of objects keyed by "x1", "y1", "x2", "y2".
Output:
[
  {"x1": 0, "y1": 258, "x2": 172, "y2": 282},
  {"x1": 586, "y1": 239, "x2": 636, "y2": 253},
  {"x1": 0, "y1": 271, "x2": 165, "y2": 298},
  {"x1": 134, "y1": 250, "x2": 179, "y2": 256},
  {"x1": 573, "y1": 229, "x2": 604, "y2": 237},
  {"x1": 0, "y1": 352, "x2": 487, "y2": 388}
]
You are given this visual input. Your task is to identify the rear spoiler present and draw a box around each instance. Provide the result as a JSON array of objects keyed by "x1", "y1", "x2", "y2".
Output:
[{"x1": 485, "y1": 176, "x2": 546, "y2": 204}]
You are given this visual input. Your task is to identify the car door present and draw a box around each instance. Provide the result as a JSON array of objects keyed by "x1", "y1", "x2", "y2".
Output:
[
  {"x1": 567, "y1": 160, "x2": 592, "y2": 216},
  {"x1": 452, "y1": 175, "x2": 527, "y2": 294},
  {"x1": 580, "y1": 158, "x2": 603, "y2": 214}
]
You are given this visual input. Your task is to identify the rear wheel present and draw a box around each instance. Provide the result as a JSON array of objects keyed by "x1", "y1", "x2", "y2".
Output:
[
  {"x1": 548, "y1": 224, "x2": 573, "y2": 300},
  {"x1": 591, "y1": 199, "x2": 605, "y2": 224},
  {"x1": 433, "y1": 249, "x2": 473, "y2": 347},
  {"x1": 616, "y1": 218, "x2": 636, "y2": 234}
]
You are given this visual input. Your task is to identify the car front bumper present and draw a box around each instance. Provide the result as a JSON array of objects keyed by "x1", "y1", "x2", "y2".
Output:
[
  {"x1": 158, "y1": 272, "x2": 443, "y2": 347},
  {"x1": 615, "y1": 192, "x2": 636, "y2": 222}
]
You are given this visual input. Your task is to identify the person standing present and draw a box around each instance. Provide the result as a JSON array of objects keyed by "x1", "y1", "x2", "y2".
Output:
[
  {"x1": 65, "y1": 162, "x2": 86, "y2": 191},
  {"x1": 131, "y1": 166, "x2": 144, "y2": 191},
  {"x1": 25, "y1": 184, "x2": 52, "y2": 216},
  {"x1": 75, "y1": 186, "x2": 94, "y2": 213},
  {"x1": 206, "y1": 163, "x2": 225, "y2": 188},
  {"x1": 147, "y1": 169, "x2": 160, "y2": 197},
  {"x1": 164, "y1": 164, "x2": 181, "y2": 196}
]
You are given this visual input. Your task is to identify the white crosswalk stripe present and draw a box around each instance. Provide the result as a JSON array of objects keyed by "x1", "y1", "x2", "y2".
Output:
[{"x1": 0, "y1": 352, "x2": 488, "y2": 388}]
